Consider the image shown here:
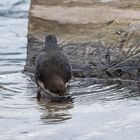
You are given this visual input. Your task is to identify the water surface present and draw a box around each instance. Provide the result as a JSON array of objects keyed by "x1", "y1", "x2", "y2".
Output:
[{"x1": 0, "y1": 1, "x2": 140, "y2": 140}]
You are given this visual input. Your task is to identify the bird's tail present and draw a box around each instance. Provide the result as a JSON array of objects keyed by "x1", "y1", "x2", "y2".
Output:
[{"x1": 46, "y1": 75, "x2": 67, "y2": 96}]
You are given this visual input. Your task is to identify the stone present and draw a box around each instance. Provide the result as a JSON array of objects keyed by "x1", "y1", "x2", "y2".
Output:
[{"x1": 25, "y1": 0, "x2": 140, "y2": 81}]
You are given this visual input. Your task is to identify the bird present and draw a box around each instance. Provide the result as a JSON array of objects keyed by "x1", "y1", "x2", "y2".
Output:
[{"x1": 34, "y1": 35, "x2": 72, "y2": 99}]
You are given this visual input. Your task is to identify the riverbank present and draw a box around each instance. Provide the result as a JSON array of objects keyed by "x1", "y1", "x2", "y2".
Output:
[{"x1": 25, "y1": 0, "x2": 140, "y2": 81}]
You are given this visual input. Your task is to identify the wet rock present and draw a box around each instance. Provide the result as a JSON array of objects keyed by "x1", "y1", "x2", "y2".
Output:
[
  {"x1": 25, "y1": 0, "x2": 140, "y2": 81},
  {"x1": 25, "y1": 32, "x2": 140, "y2": 81}
]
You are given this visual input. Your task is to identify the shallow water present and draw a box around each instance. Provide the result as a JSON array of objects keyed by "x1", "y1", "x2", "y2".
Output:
[{"x1": 0, "y1": 1, "x2": 140, "y2": 140}]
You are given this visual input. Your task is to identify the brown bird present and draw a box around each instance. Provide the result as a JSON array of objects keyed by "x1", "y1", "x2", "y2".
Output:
[{"x1": 35, "y1": 35, "x2": 72, "y2": 99}]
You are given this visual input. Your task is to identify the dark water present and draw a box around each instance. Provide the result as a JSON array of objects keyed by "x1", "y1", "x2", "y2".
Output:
[{"x1": 0, "y1": 1, "x2": 140, "y2": 140}]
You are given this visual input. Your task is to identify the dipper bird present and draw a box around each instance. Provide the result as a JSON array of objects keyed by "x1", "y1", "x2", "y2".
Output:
[{"x1": 35, "y1": 35, "x2": 72, "y2": 99}]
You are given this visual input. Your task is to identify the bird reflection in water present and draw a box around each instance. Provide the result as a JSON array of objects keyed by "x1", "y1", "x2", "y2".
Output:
[{"x1": 37, "y1": 100, "x2": 73, "y2": 124}]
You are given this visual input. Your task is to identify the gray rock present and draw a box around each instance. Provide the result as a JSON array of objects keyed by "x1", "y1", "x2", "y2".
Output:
[{"x1": 25, "y1": 0, "x2": 140, "y2": 81}]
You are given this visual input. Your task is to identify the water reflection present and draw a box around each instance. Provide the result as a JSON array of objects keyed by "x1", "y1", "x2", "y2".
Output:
[
  {"x1": 35, "y1": 77, "x2": 140, "y2": 126},
  {"x1": 70, "y1": 78, "x2": 140, "y2": 102},
  {"x1": 38, "y1": 101, "x2": 73, "y2": 124}
]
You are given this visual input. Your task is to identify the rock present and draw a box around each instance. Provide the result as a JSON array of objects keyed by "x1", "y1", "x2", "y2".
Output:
[{"x1": 25, "y1": 0, "x2": 140, "y2": 81}]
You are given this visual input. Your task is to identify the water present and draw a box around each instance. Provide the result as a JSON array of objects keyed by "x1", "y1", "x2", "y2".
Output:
[{"x1": 0, "y1": 0, "x2": 140, "y2": 140}]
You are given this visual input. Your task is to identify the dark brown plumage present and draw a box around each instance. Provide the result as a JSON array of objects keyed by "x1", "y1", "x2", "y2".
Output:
[{"x1": 35, "y1": 35, "x2": 72, "y2": 96}]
